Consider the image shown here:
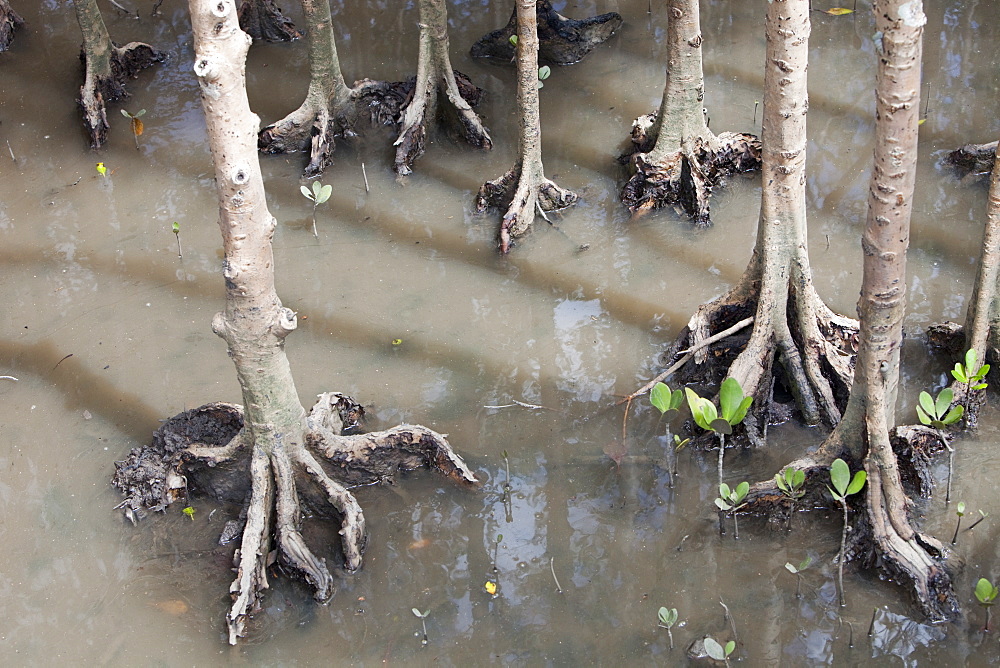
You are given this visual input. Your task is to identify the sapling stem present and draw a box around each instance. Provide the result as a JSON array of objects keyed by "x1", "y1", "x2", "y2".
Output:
[
  {"x1": 952, "y1": 510, "x2": 963, "y2": 545},
  {"x1": 717, "y1": 433, "x2": 725, "y2": 490},
  {"x1": 362, "y1": 161, "x2": 370, "y2": 193},
  {"x1": 967, "y1": 512, "x2": 988, "y2": 532},
  {"x1": 838, "y1": 498, "x2": 849, "y2": 607},
  {"x1": 549, "y1": 557, "x2": 563, "y2": 594},
  {"x1": 867, "y1": 606, "x2": 878, "y2": 637},
  {"x1": 719, "y1": 597, "x2": 739, "y2": 647},
  {"x1": 311, "y1": 203, "x2": 319, "y2": 239}
]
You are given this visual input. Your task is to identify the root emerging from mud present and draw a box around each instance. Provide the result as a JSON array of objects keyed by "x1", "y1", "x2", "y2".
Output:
[{"x1": 113, "y1": 393, "x2": 477, "y2": 643}]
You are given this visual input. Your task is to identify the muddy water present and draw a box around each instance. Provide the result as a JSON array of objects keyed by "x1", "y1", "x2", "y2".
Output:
[{"x1": 2, "y1": 0, "x2": 1000, "y2": 664}]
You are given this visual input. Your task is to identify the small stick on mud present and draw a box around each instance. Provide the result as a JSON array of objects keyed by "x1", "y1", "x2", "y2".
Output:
[
  {"x1": 867, "y1": 606, "x2": 878, "y2": 637},
  {"x1": 0, "y1": 375, "x2": 18, "y2": 381},
  {"x1": 549, "y1": 557, "x2": 563, "y2": 593},
  {"x1": 719, "y1": 597, "x2": 739, "y2": 647},
  {"x1": 6, "y1": 140, "x2": 14, "y2": 162},
  {"x1": 362, "y1": 162, "x2": 370, "y2": 193}
]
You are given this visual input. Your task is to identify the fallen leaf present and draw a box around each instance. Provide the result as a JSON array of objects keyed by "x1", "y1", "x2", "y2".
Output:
[
  {"x1": 132, "y1": 117, "x2": 144, "y2": 136},
  {"x1": 153, "y1": 599, "x2": 189, "y2": 616},
  {"x1": 602, "y1": 440, "x2": 628, "y2": 467},
  {"x1": 484, "y1": 581, "x2": 497, "y2": 595},
  {"x1": 823, "y1": 7, "x2": 854, "y2": 15}
]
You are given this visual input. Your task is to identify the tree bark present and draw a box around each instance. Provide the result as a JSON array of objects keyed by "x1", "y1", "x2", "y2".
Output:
[
  {"x1": 663, "y1": 0, "x2": 855, "y2": 438},
  {"x1": 72, "y1": 0, "x2": 165, "y2": 148},
  {"x1": 620, "y1": 0, "x2": 760, "y2": 224},
  {"x1": 475, "y1": 0, "x2": 578, "y2": 254},
  {"x1": 0, "y1": 0, "x2": 23, "y2": 52},
  {"x1": 142, "y1": 1, "x2": 481, "y2": 644},
  {"x1": 393, "y1": 0, "x2": 492, "y2": 176},
  {"x1": 822, "y1": 0, "x2": 958, "y2": 621},
  {"x1": 237, "y1": 0, "x2": 301, "y2": 42}
]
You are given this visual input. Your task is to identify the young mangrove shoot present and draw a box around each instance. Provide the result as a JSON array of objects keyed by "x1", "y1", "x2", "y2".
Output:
[
  {"x1": 685, "y1": 378, "x2": 753, "y2": 490},
  {"x1": 975, "y1": 577, "x2": 999, "y2": 632},
  {"x1": 951, "y1": 348, "x2": 990, "y2": 416},
  {"x1": 785, "y1": 556, "x2": 812, "y2": 599},
  {"x1": 411, "y1": 608, "x2": 430, "y2": 645},
  {"x1": 172, "y1": 221, "x2": 182, "y2": 258},
  {"x1": 650, "y1": 381, "x2": 685, "y2": 485},
  {"x1": 715, "y1": 481, "x2": 749, "y2": 539},
  {"x1": 968, "y1": 509, "x2": 989, "y2": 532},
  {"x1": 775, "y1": 466, "x2": 806, "y2": 529},
  {"x1": 300, "y1": 180, "x2": 332, "y2": 238},
  {"x1": 915, "y1": 387, "x2": 963, "y2": 502},
  {"x1": 121, "y1": 108, "x2": 146, "y2": 150},
  {"x1": 951, "y1": 501, "x2": 965, "y2": 545},
  {"x1": 827, "y1": 458, "x2": 866, "y2": 608},
  {"x1": 657, "y1": 606, "x2": 678, "y2": 649}
]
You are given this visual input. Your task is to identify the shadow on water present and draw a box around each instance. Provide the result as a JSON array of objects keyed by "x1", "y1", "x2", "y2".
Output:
[{"x1": 1, "y1": 0, "x2": 1000, "y2": 664}]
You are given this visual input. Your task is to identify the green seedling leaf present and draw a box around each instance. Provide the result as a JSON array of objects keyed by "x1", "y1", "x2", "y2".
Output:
[
  {"x1": 918, "y1": 390, "x2": 936, "y2": 419},
  {"x1": 965, "y1": 349, "x2": 978, "y2": 373},
  {"x1": 975, "y1": 578, "x2": 999, "y2": 605},
  {"x1": 538, "y1": 65, "x2": 551, "y2": 80},
  {"x1": 719, "y1": 377, "x2": 742, "y2": 420},
  {"x1": 182, "y1": 506, "x2": 195, "y2": 520},
  {"x1": 943, "y1": 404, "x2": 964, "y2": 425},
  {"x1": 684, "y1": 388, "x2": 717, "y2": 431},
  {"x1": 710, "y1": 418, "x2": 733, "y2": 435},
  {"x1": 935, "y1": 387, "x2": 954, "y2": 418},
  {"x1": 735, "y1": 481, "x2": 749, "y2": 501},
  {"x1": 96, "y1": 162, "x2": 107, "y2": 177},
  {"x1": 830, "y1": 458, "x2": 850, "y2": 497},
  {"x1": 703, "y1": 638, "x2": 725, "y2": 661},
  {"x1": 724, "y1": 641, "x2": 736, "y2": 657},
  {"x1": 300, "y1": 184, "x2": 315, "y2": 201},
  {"x1": 509, "y1": 35, "x2": 517, "y2": 46},
  {"x1": 172, "y1": 221, "x2": 180, "y2": 234},
  {"x1": 785, "y1": 562, "x2": 798, "y2": 574},
  {"x1": 957, "y1": 501, "x2": 966, "y2": 516},
  {"x1": 650, "y1": 382, "x2": 684, "y2": 415},
  {"x1": 845, "y1": 470, "x2": 867, "y2": 496},
  {"x1": 673, "y1": 435, "x2": 690, "y2": 451}
]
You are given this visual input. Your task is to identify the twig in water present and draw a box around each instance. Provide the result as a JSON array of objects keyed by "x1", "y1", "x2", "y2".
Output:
[
  {"x1": 6, "y1": 140, "x2": 14, "y2": 162},
  {"x1": 52, "y1": 354, "x2": 73, "y2": 370},
  {"x1": 549, "y1": 557, "x2": 563, "y2": 593},
  {"x1": 483, "y1": 399, "x2": 552, "y2": 411},
  {"x1": 619, "y1": 317, "x2": 754, "y2": 405},
  {"x1": 719, "y1": 597, "x2": 739, "y2": 647},
  {"x1": 0, "y1": 375, "x2": 18, "y2": 381},
  {"x1": 362, "y1": 162, "x2": 370, "y2": 193}
]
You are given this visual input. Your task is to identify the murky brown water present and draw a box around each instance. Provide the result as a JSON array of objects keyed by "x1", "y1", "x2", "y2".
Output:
[{"x1": 2, "y1": 0, "x2": 1000, "y2": 664}]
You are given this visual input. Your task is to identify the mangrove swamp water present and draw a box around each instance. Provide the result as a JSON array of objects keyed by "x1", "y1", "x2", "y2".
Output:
[{"x1": 2, "y1": 0, "x2": 1000, "y2": 664}]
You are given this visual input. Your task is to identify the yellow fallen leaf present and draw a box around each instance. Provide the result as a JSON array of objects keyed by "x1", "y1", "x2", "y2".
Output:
[
  {"x1": 96, "y1": 162, "x2": 107, "y2": 177},
  {"x1": 391, "y1": 339, "x2": 403, "y2": 346},
  {"x1": 918, "y1": 118, "x2": 927, "y2": 125},
  {"x1": 484, "y1": 581, "x2": 497, "y2": 595},
  {"x1": 823, "y1": 7, "x2": 854, "y2": 15},
  {"x1": 153, "y1": 599, "x2": 189, "y2": 616},
  {"x1": 132, "y1": 117, "x2": 144, "y2": 136}
]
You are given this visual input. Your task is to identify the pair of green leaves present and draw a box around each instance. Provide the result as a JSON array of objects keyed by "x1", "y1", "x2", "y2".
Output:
[
  {"x1": 976, "y1": 578, "x2": 999, "y2": 606},
  {"x1": 704, "y1": 637, "x2": 736, "y2": 661},
  {"x1": 716, "y1": 481, "x2": 749, "y2": 512},
  {"x1": 828, "y1": 458, "x2": 866, "y2": 502},
  {"x1": 686, "y1": 378, "x2": 753, "y2": 436},
  {"x1": 657, "y1": 606, "x2": 678, "y2": 628},
  {"x1": 915, "y1": 388, "x2": 964, "y2": 429},
  {"x1": 775, "y1": 466, "x2": 806, "y2": 500},
  {"x1": 784, "y1": 556, "x2": 812, "y2": 575},
  {"x1": 649, "y1": 382, "x2": 691, "y2": 450},
  {"x1": 301, "y1": 181, "x2": 332, "y2": 205}
]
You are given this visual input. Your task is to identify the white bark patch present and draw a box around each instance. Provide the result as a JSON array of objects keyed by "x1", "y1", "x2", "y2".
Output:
[{"x1": 898, "y1": 1, "x2": 926, "y2": 27}]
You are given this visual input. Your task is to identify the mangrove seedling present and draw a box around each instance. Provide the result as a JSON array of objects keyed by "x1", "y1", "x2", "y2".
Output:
[
  {"x1": 827, "y1": 458, "x2": 866, "y2": 607},
  {"x1": 537, "y1": 65, "x2": 551, "y2": 89},
  {"x1": 685, "y1": 378, "x2": 753, "y2": 489},
  {"x1": 650, "y1": 381, "x2": 685, "y2": 485},
  {"x1": 951, "y1": 348, "x2": 990, "y2": 414},
  {"x1": 121, "y1": 108, "x2": 146, "y2": 150},
  {"x1": 501, "y1": 450, "x2": 512, "y2": 498},
  {"x1": 96, "y1": 161, "x2": 107, "y2": 178},
  {"x1": 715, "y1": 481, "x2": 749, "y2": 539},
  {"x1": 975, "y1": 577, "x2": 999, "y2": 632},
  {"x1": 491, "y1": 533, "x2": 502, "y2": 574},
  {"x1": 785, "y1": 556, "x2": 813, "y2": 599},
  {"x1": 915, "y1": 387, "x2": 963, "y2": 502},
  {"x1": 657, "y1": 606, "x2": 678, "y2": 649},
  {"x1": 952, "y1": 501, "x2": 966, "y2": 544},
  {"x1": 775, "y1": 466, "x2": 806, "y2": 529},
  {"x1": 703, "y1": 637, "x2": 736, "y2": 667},
  {"x1": 300, "y1": 180, "x2": 332, "y2": 238},
  {"x1": 172, "y1": 221, "x2": 182, "y2": 258},
  {"x1": 411, "y1": 608, "x2": 430, "y2": 645}
]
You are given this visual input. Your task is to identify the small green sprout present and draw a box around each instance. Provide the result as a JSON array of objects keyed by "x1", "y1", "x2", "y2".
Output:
[
  {"x1": 785, "y1": 556, "x2": 813, "y2": 599},
  {"x1": 537, "y1": 65, "x2": 551, "y2": 89},
  {"x1": 182, "y1": 506, "x2": 195, "y2": 521},
  {"x1": 975, "y1": 578, "x2": 999, "y2": 632},
  {"x1": 715, "y1": 481, "x2": 749, "y2": 539},
  {"x1": 775, "y1": 466, "x2": 806, "y2": 501},
  {"x1": 828, "y1": 458, "x2": 866, "y2": 607},
  {"x1": 96, "y1": 161, "x2": 107, "y2": 177},
  {"x1": 650, "y1": 382, "x2": 686, "y2": 486},
  {"x1": 172, "y1": 221, "x2": 182, "y2": 258},
  {"x1": 952, "y1": 501, "x2": 966, "y2": 545},
  {"x1": 411, "y1": 607, "x2": 430, "y2": 645},
  {"x1": 951, "y1": 348, "x2": 990, "y2": 393},
  {"x1": 509, "y1": 34, "x2": 517, "y2": 47},
  {"x1": 300, "y1": 181, "x2": 332, "y2": 238},
  {"x1": 121, "y1": 108, "x2": 146, "y2": 149},
  {"x1": 657, "y1": 607, "x2": 678, "y2": 649},
  {"x1": 915, "y1": 387, "x2": 963, "y2": 502},
  {"x1": 685, "y1": 378, "x2": 753, "y2": 488}
]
